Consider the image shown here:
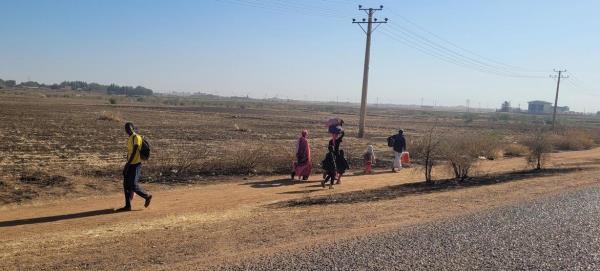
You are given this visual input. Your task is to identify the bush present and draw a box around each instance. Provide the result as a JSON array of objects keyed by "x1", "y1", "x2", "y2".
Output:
[
  {"x1": 523, "y1": 129, "x2": 553, "y2": 170},
  {"x1": 551, "y1": 130, "x2": 595, "y2": 151},
  {"x1": 109, "y1": 97, "x2": 117, "y2": 104},
  {"x1": 498, "y1": 113, "x2": 511, "y2": 121},
  {"x1": 411, "y1": 127, "x2": 443, "y2": 183},
  {"x1": 503, "y1": 143, "x2": 529, "y2": 157},
  {"x1": 441, "y1": 133, "x2": 499, "y2": 181},
  {"x1": 462, "y1": 113, "x2": 474, "y2": 124},
  {"x1": 98, "y1": 111, "x2": 122, "y2": 122}
]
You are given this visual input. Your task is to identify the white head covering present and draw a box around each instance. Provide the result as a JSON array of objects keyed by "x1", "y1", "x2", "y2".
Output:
[{"x1": 367, "y1": 145, "x2": 375, "y2": 160}]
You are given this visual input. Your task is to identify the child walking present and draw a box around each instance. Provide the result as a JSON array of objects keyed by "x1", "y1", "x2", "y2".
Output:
[
  {"x1": 363, "y1": 145, "x2": 376, "y2": 174},
  {"x1": 321, "y1": 145, "x2": 337, "y2": 189}
]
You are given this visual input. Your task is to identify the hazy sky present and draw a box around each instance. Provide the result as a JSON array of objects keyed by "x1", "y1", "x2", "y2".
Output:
[{"x1": 1, "y1": 0, "x2": 598, "y2": 111}]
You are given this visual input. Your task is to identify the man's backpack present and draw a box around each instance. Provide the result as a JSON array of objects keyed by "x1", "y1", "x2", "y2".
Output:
[
  {"x1": 140, "y1": 136, "x2": 151, "y2": 160},
  {"x1": 387, "y1": 136, "x2": 395, "y2": 147}
]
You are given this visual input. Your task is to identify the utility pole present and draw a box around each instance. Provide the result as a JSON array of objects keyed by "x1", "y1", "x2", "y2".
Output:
[
  {"x1": 550, "y1": 69, "x2": 568, "y2": 131},
  {"x1": 353, "y1": 5, "x2": 387, "y2": 138}
]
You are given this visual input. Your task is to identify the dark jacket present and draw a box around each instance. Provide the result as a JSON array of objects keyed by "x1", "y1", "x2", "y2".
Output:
[
  {"x1": 392, "y1": 134, "x2": 406, "y2": 153},
  {"x1": 328, "y1": 131, "x2": 344, "y2": 154},
  {"x1": 335, "y1": 151, "x2": 349, "y2": 173},
  {"x1": 322, "y1": 152, "x2": 337, "y2": 173}
]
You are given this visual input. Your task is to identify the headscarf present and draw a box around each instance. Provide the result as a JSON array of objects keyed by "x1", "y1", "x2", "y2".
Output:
[{"x1": 367, "y1": 145, "x2": 376, "y2": 160}]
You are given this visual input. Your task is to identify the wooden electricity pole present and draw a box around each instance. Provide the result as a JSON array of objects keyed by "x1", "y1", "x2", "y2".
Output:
[
  {"x1": 551, "y1": 69, "x2": 568, "y2": 131},
  {"x1": 353, "y1": 5, "x2": 387, "y2": 138}
]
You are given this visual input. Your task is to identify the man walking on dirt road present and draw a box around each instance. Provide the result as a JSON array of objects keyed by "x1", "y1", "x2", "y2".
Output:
[
  {"x1": 388, "y1": 129, "x2": 406, "y2": 173},
  {"x1": 118, "y1": 122, "x2": 152, "y2": 211}
]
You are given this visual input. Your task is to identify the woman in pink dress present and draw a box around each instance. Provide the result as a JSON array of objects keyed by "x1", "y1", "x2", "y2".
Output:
[{"x1": 291, "y1": 130, "x2": 312, "y2": 180}]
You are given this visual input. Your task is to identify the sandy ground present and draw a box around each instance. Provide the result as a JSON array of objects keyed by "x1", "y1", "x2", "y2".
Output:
[{"x1": 1, "y1": 149, "x2": 599, "y2": 270}]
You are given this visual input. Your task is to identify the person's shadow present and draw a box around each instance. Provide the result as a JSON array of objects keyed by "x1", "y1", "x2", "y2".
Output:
[
  {"x1": 0, "y1": 208, "x2": 119, "y2": 227},
  {"x1": 242, "y1": 178, "x2": 316, "y2": 188}
]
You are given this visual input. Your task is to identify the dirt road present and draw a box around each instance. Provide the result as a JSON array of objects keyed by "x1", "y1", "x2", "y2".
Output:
[{"x1": 1, "y1": 149, "x2": 600, "y2": 270}]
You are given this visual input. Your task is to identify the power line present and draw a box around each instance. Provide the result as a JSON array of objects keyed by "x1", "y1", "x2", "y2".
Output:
[
  {"x1": 386, "y1": 23, "x2": 536, "y2": 76},
  {"x1": 384, "y1": 9, "x2": 548, "y2": 73},
  {"x1": 380, "y1": 29, "x2": 545, "y2": 78},
  {"x1": 383, "y1": 23, "x2": 547, "y2": 78}
]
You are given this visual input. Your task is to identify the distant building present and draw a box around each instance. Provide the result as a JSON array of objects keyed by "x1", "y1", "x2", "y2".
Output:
[
  {"x1": 528, "y1": 101, "x2": 552, "y2": 114},
  {"x1": 498, "y1": 101, "x2": 522, "y2": 113},
  {"x1": 499, "y1": 101, "x2": 511, "y2": 112}
]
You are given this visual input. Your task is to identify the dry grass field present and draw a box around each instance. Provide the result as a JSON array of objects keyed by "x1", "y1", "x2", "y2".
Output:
[{"x1": 1, "y1": 88, "x2": 600, "y2": 205}]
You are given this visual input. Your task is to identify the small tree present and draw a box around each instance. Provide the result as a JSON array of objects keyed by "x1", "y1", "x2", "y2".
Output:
[
  {"x1": 523, "y1": 129, "x2": 553, "y2": 170},
  {"x1": 412, "y1": 127, "x2": 442, "y2": 183}
]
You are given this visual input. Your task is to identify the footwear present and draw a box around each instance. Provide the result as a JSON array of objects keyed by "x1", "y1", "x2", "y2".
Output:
[
  {"x1": 291, "y1": 172, "x2": 295, "y2": 180},
  {"x1": 144, "y1": 195, "x2": 153, "y2": 208},
  {"x1": 116, "y1": 206, "x2": 132, "y2": 212},
  {"x1": 329, "y1": 185, "x2": 333, "y2": 189},
  {"x1": 321, "y1": 180, "x2": 325, "y2": 188},
  {"x1": 336, "y1": 180, "x2": 341, "y2": 185}
]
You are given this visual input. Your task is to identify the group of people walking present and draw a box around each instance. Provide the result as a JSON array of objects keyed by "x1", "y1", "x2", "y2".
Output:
[
  {"x1": 291, "y1": 118, "x2": 407, "y2": 189},
  {"x1": 121, "y1": 119, "x2": 407, "y2": 210}
]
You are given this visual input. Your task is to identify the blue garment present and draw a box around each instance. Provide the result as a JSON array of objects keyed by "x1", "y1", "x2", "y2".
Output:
[
  {"x1": 123, "y1": 163, "x2": 149, "y2": 207},
  {"x1": 328, "y1": 125, "x2": 344, "y2": 134}
]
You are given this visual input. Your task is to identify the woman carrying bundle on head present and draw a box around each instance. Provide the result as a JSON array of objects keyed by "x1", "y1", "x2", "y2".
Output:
[
  {"x1": 326, "y1": 118, "x2": 344, "y2": 142},
  {"x1": 291, "y1": 129, "x2": 312, "y2": 181}
]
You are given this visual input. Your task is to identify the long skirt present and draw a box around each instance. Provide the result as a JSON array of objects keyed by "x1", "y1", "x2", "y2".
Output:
[{"x1": 293, "y1": 162, "x2": 312, "y2": 179}]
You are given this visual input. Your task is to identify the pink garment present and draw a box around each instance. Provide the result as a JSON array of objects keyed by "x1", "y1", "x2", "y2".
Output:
[
  {"x1": 293, "y1": 162, "x2": 313, "y2": 178},
  {"x1": 296, "y1": 135, "x2": 311, "y2": 165},
  {"x1": 293, "y1": 131, "x2": 312, "y2": 178}
]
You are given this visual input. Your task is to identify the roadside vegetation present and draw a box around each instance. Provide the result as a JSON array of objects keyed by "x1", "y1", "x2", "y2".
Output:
[{"x1": 0, "y1": 87, "x2": 599, "y2": 203}]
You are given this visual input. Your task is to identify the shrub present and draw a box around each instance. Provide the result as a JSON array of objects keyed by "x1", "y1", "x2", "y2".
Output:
[
  {"x1": 462, "y1": 113, "x2": 474, "y2": 124},
  {"x1": 227, "y1": 144, "x2": 269, "y2": 175},
  {"x1": 503, "y1": 143, "x2": 529, "y2": 157},
  {"x1": 98, "y1": 111, "x2": 122, "y2": 122},
  {"x1": 108, "y1": 97, "x2": 117, "y2": 104},
  {"x1": 523, "y1": 129, "x2": 553, "y2": 170},
  {"x1": 498, "y1": 113, "x2": 511, "y2": 121},
  {"x1": 411, "y1": 127, "x2": 443, "y2": 183},
  {"x1": 551, "y1": 130, "x2": 595, "y2": 151},
  {"x1": 441, "y1": 133, "x2": 499, "y2": 181}
]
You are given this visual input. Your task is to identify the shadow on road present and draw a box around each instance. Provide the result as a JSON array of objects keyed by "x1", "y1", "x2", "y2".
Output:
[
  {"x1": 278, "y1": 189, "x2": 322, "y2": 195},
  {"x1": 242, "y1": 178, "x2": 317, "y2": 188},
  {"x1": 0, "y1": 208, "x2": 117, "y2": 227},
  {"x1": 275, "y1": 167, "x2": 586, "y2": 207}
]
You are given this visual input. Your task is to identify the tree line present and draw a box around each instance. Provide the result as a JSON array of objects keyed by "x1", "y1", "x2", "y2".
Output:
[{"x1": 0, "y1": 78, "x2": 153, "y2": 96}]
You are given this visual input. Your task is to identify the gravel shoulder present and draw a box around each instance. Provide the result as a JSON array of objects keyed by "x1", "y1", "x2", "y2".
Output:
[{"x1": 217, "y1": 185, "x2": 600, "y2": 271}]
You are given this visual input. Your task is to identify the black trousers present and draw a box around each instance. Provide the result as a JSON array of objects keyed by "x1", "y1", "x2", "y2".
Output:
[
  {"x1": 123, "y1": 163, "x2": 149, "y2": 207},
  {"x1": 324, "y1": 171, "x2": 336, "y2": 184}
]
